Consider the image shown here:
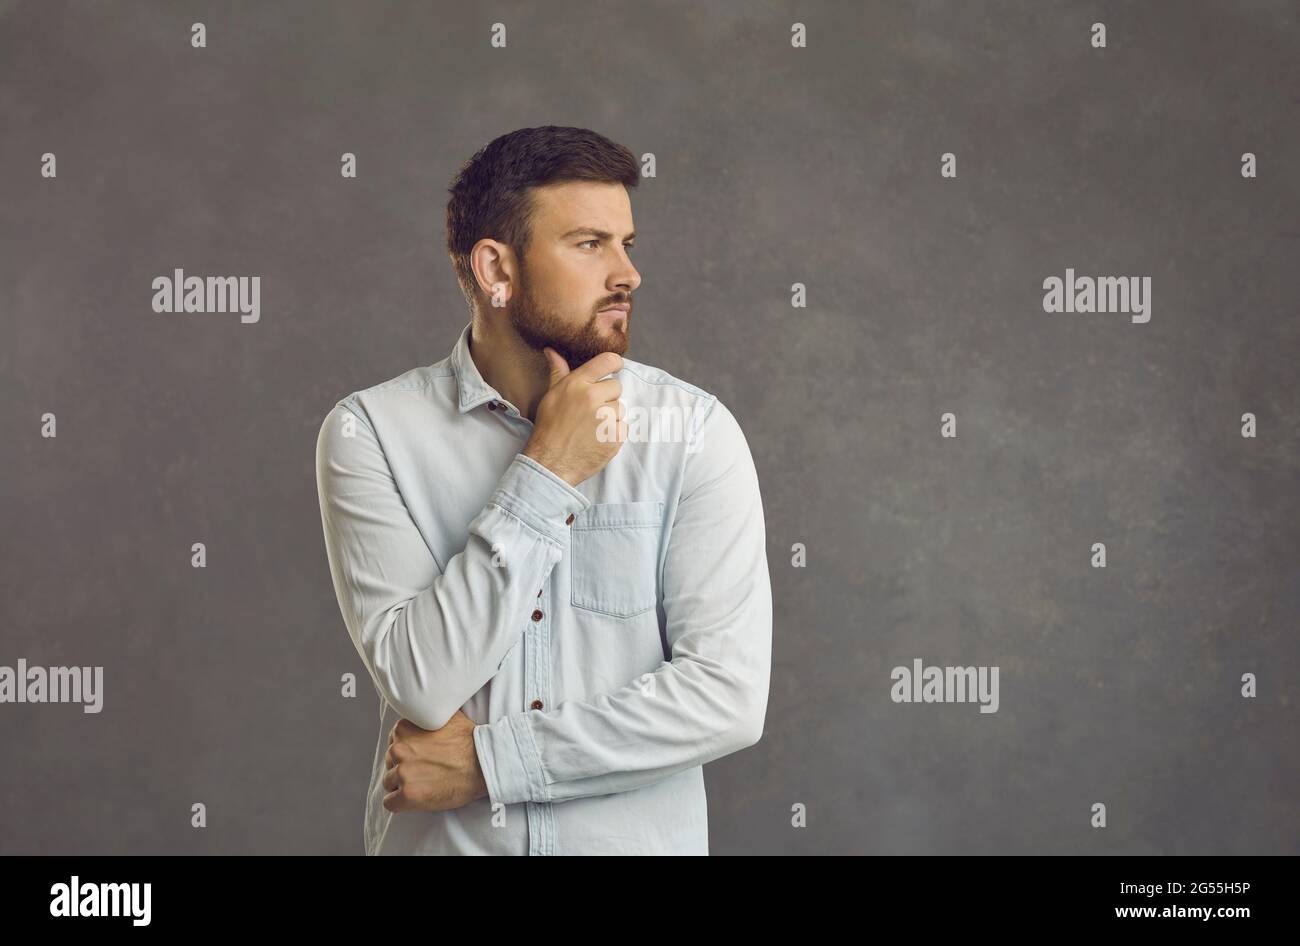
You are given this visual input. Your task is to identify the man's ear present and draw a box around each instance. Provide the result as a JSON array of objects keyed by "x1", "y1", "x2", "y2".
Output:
[{"x1": 470, "y1": 238, "x2": 515, "y2": 308}]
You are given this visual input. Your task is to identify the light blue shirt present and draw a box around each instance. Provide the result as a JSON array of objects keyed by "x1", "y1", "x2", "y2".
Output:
[{"x1": 315, "y1": 322, "x2": 772, "y2": 854}]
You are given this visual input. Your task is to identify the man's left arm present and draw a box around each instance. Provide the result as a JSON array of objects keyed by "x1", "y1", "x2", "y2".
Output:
[{"x1": 471, "y1": 398, "x2": 773, "y2": 806}]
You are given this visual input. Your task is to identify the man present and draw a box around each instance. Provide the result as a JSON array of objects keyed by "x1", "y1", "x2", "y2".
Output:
[{"x1": 315, "y1": 126, "x2": 772, "y2": 855}]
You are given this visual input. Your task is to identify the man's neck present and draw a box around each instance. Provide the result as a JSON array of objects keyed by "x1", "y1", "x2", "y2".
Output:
[{"x1": 467, "y1": 317, "x2": 550, "y2": 423}]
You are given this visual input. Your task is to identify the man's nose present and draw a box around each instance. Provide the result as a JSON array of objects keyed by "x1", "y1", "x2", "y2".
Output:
[{"x1": 609, "y1": 249, "x2": 640, "y2": 293}]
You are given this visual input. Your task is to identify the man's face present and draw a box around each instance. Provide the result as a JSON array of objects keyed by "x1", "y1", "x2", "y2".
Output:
[{"x1": 505, "y1": 181, "x2": 641, "y2": 371}]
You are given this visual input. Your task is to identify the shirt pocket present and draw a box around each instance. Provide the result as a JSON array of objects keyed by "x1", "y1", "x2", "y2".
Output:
[{"x1": 569, "y1": 501, "x2": 665, "y2": 619}]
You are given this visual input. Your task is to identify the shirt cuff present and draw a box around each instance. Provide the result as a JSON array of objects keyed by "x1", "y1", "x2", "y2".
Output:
[
  {"x1": 489, "y1": 453, "x2": 591, "y2": 546},
  {"x1": 473, "y1": 711, "x2": 549, "y2": 806}
]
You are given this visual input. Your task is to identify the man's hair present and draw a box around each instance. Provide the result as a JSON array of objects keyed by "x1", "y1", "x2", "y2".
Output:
[{"x1": 445, "y1": 126, "x2": 639, "y2": 309}]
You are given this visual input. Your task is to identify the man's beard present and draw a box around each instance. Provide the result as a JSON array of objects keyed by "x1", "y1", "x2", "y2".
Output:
[{"x1": 507, "y1": 271, "x2": 630, "y2": 372}]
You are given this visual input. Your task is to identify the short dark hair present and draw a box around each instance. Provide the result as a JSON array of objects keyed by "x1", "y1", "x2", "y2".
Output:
[{"x1": 445, "y1": 126, "x2": 640, "y2": 309}]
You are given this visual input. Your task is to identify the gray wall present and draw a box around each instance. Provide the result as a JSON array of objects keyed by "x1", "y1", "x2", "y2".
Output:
[{"x1": 1, "y1": 0, "x2": 1296, "y2": 854}]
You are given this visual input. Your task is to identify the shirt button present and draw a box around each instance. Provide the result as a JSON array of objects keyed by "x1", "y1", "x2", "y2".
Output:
[
  {"x1": 530, "y1": 699, "x2": 544, "y2": 711},
  {"x1": 537, "y1": 589, "x2": 542, "y2": 597},
  {"x1": 565, "y1": 513, "x2": 575, "y2": 525},
  {"x1": 486, "y1": 401, "x2": 497, "y2": 411},
  {"x1": 531, "y1": 609, "x2": 543, "y2": 622}
]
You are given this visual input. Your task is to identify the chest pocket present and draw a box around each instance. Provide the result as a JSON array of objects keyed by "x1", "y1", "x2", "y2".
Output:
[{"x1": 569, "y1": 501, "x2": 664, "y2": 619}]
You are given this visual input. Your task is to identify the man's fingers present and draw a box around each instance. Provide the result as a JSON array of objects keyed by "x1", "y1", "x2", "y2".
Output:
[
  {"x1": 589, "y1": 377, "x2": 623, "y2": 403},
  {"x1": 568, "y1": 351, "x2": 624, "y2": 383},
  {"x1": 542, "y1": 347, "x2": 570, "y2": 386},
  {"x1": 383, "y1": 764, "x2": 398, "y2": 793},
  {"x1": 385, "y1": 738, "x2": 414, "y2": 768},
  {"x1": 391, "y1": 717, "x2": 421, "y2": 743},
  {"x1": 382, "y1": 789, "x2": 409, "y2": 813}
]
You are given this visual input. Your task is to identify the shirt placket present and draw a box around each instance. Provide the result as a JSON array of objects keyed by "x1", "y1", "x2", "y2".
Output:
[
  {"x1": 525, "y1": 587, "x2": 555, "y2": 855},
  {"x1": 489, "y1": 397, "x2": 556, "y2": 856}
]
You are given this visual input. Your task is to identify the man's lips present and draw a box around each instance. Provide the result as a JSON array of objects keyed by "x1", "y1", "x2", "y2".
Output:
[{"x1": 598, "y1": 304, "x2": 630, "y2": 315}]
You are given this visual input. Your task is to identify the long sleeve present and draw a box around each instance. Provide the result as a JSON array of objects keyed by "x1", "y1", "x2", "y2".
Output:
[
  {"x1": 315, "y1": 401, "x2": 590, "y2": 732},
  {"x1": 473, "y1": 398, "x2": 772, "y2": 805}
]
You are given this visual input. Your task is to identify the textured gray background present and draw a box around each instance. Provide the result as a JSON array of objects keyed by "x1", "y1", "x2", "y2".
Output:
[{"x1": 1, "y1": 0, "x2": 1297, "y2": 855}]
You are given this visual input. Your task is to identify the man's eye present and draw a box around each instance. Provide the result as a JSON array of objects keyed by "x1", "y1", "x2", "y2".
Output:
[{"x1": 579, "y1": 240, "x2": 634, "y2": 252}]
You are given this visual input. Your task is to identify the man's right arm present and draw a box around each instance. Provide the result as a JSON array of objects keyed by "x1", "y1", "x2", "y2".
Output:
[{"x1": 315, "y1": 401, "x2": 589, "y2": 732}]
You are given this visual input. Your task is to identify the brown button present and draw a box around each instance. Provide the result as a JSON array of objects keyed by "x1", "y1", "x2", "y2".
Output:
[
  {"x1": 531, "y1": 609, "x2": 543, "y2": 622},
  {"x1": 486, "y1": 401, "x2": 496, "y2": 411},
  {"x1": 565, "y1": 513, "x2": 575, "y2": 525},
  {"x1": 530, "y1": 699, "x2": 544, "y2": 711}
]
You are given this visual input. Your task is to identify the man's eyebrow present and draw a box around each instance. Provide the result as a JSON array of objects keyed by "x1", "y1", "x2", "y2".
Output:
[{"x1": 560, "y1": 227, "x2": 637, "y2": 241}]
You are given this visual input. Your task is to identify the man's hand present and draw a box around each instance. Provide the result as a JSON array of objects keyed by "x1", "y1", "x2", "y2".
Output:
[
  {"x1": 522, "y1": 348, "x2": 627, "y2": 487},
  {"x1": 382, "y1": 710, "x2": 489, "y2": 813}
]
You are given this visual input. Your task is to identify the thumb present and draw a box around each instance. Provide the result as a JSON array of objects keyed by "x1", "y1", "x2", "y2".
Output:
[{"x1": 542, "y1": 346, "x2": 570, "y2": 385}]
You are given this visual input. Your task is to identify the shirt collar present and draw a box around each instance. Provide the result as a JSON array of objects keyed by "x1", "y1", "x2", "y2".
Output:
[{"x1": 449, "y1": 321, "x2": 500, "y2": 413}]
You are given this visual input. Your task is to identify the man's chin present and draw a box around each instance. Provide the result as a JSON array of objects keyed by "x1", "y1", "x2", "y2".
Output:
[
  {"x1": 599, "y1": 321, "x2": 630, "y2": 352},
  {"x1": 557, "y1": 339, "x2": 627, "y2": 370}
]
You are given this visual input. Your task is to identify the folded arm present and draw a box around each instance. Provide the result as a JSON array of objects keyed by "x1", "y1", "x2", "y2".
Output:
[
  {"x1": 315, "y1": 401, "x2": 589, "y2": 732},
  {"x1": 473, "y1": 398, "x2": 773, "y2": 805}
]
